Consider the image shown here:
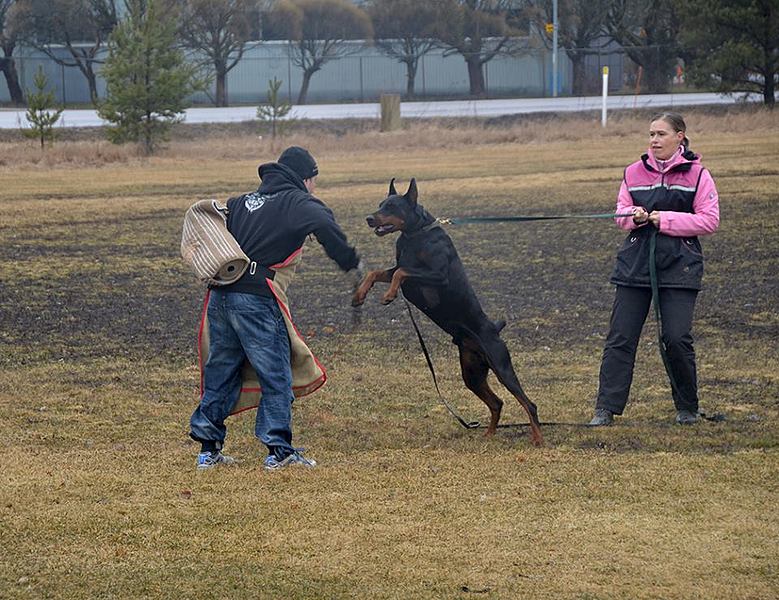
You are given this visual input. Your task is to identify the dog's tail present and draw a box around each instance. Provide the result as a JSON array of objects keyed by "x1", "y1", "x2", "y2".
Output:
[{"x1": 494, "y1": 319, "x2": 506, "y2": 333}]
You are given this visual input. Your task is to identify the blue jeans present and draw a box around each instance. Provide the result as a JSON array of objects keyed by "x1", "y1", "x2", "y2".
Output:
[{"x1": 190, "y1": 290, "x2": 296, "y2": 459}]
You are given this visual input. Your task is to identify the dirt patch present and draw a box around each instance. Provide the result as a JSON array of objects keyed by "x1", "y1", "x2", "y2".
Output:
[{"x1": 1, "y1": 194, "x2": 776, "y2": 367}]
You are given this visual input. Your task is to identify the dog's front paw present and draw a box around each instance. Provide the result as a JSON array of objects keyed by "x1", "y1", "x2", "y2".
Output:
[
  {"x1": 352, "y1": 285, "x2": 370, "y2": 307},
  {"x1": 380, "y1": 293, "x2": 397, "y2": 305},
  {"x1": 351, "y1": 293, "x2": 366, "y2": 307}
]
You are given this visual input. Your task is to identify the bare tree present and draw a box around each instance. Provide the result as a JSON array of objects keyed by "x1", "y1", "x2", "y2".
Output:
[
  {"x1": 12, "y1": 0, "x2": 119, "y2": 106},
  {"x1": 606, "y1": 0, "x2": 680, "y2": 93},
  {"x1": 367, "y1": 0, "x2": 443, "y2": 98},
  {"x1": 528, "y1": 0, "x2": 611, "y2": 95},
  {"x1": 434, "y1": 0, "x2": 527, "y2": 98},
  {"x1": 177, "y1": 0, "x2": 260, "y2": 107},
  {"x1": 267, "y1": 0, "x2": 373, "y2": 105},
  {"x1": 0, "y1": 1, "x2": 24, "y2": 105}
]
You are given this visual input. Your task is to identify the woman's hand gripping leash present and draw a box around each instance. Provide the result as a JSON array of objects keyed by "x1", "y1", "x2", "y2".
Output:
[{"x1": 632, "y1": 206, "x2": 661, "y2": 228}]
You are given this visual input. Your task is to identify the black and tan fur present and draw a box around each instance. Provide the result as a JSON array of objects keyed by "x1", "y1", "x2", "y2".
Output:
[{"x1": 352, "y1": 179, "x2": 543, "y2": 445}]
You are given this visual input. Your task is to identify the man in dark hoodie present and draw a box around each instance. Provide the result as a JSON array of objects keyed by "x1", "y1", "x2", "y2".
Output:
[{"x1": 190, "y1": 146, "x2": 362, "y2": 470}]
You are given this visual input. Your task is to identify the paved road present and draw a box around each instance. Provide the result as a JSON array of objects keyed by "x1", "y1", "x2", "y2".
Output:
[{"x1": 1, "y1": 92, "x2": 757, "y2": 129}]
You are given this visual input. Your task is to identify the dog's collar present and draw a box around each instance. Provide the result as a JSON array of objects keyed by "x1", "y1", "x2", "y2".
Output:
[{"x1": 403, "y1": 219, "x2": 441, "y2": 237}]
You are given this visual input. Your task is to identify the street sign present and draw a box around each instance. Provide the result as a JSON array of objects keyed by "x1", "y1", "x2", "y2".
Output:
[{"x1": 545, "y1": 23, "x2": 554, "y2": 34}]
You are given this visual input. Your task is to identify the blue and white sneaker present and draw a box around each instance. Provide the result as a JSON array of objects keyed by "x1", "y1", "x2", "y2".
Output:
[
  {"x1": 263, "y1": 449, "x2": 317, "y2": 471},
  {"x1": 197, "y1": 450, "x2": 236, "y2": 470}
]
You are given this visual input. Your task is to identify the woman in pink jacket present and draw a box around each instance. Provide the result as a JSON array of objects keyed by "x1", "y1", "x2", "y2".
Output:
[{"x1": 590, "y1": 112, "x2": 720, "y2": 426}]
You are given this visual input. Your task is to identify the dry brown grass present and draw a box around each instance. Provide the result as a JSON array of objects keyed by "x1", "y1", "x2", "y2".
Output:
[
  {"x1": 0, "y1": 104, "x2": 775, "y2": 168},
  {"x1": 1, "y1": 106, "x2": 778, "y2": 599}
]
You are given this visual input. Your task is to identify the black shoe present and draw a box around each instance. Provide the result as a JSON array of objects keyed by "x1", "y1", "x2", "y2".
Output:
[
  {"x1": 675, "y1": 410, "x2": 700, "y2": 425},
  {"x1": 589, "y1": 408, "x2": 614, "y2": 426}
]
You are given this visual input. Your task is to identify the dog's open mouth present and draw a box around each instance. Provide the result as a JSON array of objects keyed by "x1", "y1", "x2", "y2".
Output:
[
  {"x1": 374, "y1": 224, "x2": 396, "y2": 236},
  {"x1": 366, "y1": 213, "x2": 401, "y2": 236}
]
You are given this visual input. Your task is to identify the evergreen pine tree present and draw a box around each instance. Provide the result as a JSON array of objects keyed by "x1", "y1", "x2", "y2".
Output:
[
  {"x1": 679, "y1": 0, "x2": 778, "y2": 106},
  {"x1": 22, "y1": 66, "x2": 63, "y2": 150},
  {"x1": 256, "y1": 77, "x2": 292, "y2": 141},
  {"x1": 98, "y1": 0, "x2": 202, "y2": 154}
]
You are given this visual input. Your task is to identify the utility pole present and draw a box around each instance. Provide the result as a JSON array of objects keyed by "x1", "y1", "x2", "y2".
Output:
[
  {"x1": 552, "y1": 0, "x2": 559, "y2": 97},
  {"x1": 601, "y1": 66, "x2": 609, "y2": 127}
]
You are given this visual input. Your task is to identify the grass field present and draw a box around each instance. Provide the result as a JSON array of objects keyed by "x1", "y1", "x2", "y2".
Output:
[{"x1": 1, "y1": 107, "x2": 778, "y2": 599}]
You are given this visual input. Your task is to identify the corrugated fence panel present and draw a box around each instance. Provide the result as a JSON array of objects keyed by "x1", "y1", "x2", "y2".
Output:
[{"x1": 0, "y1": 41, "x2": 657, "y2": 107}]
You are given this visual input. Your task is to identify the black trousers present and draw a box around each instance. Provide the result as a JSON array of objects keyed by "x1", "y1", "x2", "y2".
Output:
[{"x1": 596, "y1": 285, "x2": 699, "y2": 414}]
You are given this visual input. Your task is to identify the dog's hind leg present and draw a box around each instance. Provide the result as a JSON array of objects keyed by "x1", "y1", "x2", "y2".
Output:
[
  {"x1": 459, "y1": 341, "x2": 503, "y2": 436},
  {"x1": 478, "y1": 335, "x2": 544, "y2": 446}
]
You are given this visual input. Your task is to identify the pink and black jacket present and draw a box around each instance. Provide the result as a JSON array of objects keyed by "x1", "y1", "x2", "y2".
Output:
[{"x1": 611, "y1": 147, "x2": 720, "y2": 290}]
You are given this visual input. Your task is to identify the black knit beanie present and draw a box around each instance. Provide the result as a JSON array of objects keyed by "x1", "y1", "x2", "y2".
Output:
[{"x1": 278, "y1": 146, "x2": 319, "y2": 180}]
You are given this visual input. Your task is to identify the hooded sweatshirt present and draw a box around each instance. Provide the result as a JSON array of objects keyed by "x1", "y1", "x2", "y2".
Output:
[
  {"x1": 610, "y1": 146, "x2": 719, "y2": 290},
  {"x1": 220, "y1": 162, "x2": 359, "y2": 296}
]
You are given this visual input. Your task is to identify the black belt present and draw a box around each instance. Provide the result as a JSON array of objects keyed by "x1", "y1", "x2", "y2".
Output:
[
  {"x1": 222, "y1": 261, "x2": 276, "y2": 296},
  {"x1": 244, "y1": 261, "x2": 276, "y2": 283}
]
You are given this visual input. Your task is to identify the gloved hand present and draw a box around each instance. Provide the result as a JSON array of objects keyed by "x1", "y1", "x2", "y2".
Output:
[
  {"x1": 349, "y1": 259, "x2": 365, "y2": 326},
  {"x1": 348, "y1": 259, "x2": 366, "y2": 292}
]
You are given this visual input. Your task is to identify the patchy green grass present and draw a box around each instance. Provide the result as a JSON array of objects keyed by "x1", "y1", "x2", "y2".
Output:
[{"x1": 1, "y1": 107, "x2": 778, "y2": 599}]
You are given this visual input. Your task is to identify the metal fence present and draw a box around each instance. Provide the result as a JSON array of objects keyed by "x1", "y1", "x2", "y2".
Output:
[
  {"x1": 208, "y1": 48, "x2": 577, "y2": 105},
  {"x1": 1, "y1": 42, "x2": 684, "y2": 107}
]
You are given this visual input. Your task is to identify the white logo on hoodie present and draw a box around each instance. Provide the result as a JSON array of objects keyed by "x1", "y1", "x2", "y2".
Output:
[{"x1": 245, "y1": 193, "x2": 273, "y2": 213}]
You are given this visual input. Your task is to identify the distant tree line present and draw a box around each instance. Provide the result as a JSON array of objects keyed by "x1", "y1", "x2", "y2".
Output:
[{"x1": 0, "y1": 0, "x2": 776, "y2": 108}]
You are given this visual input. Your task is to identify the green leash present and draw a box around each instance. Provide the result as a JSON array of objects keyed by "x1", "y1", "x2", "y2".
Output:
[
  {"x1": 646, "y1": 229, "x2": 724, "y2": 422},
  {"x1": 440, "y1": 212, "x2": 635, "y2": 225},
  {"x1": 648, "y1": 228, "x2": 682, "y2": 398},
  {"x1": 406, "y1": 210, "x2": 633, "y2": 430}
]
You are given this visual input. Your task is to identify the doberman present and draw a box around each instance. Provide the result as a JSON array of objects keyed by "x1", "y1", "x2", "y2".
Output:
[{"x1": 352, "y1": 178, "x2": 543, "y2": 445}]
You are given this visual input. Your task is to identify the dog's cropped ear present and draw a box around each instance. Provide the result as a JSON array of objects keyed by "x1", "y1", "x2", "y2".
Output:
[
  {"x1": 388, "y1": 178, "x2": 398, "y2": 197},
  {"x1": 404, "y1": 178, "x2": 418, "y2": 206}
]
